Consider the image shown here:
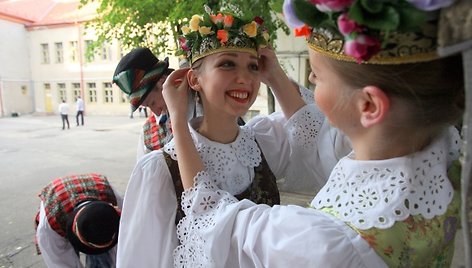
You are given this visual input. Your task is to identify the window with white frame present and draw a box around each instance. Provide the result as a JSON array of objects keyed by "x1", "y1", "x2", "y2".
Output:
[
  {"x1": 55, "y1": 42, "x2": 63, "y2": 63},
  {"x1": 72, "y1": 83, "x2": 81, "y2": 100},
  {"x1": 41, "y1": 43, "x2": 50, "y2": 64},
  {"x1": 103, "y1": 82, "x2": 113, "y2": 103},
  {"x1": 57, "y1": 83, "x2": 66, "y2": 102},
  {"x1": 87, "y1": 82, "x2": 97, "y2": 103},
  {"x1": 69, "y1": 41, "x2": 78, "y2": 62},
  {"x1": 85, "y1": 40, "x2": 95, "y2": 62},
  {"x1": 101, "y1": 44, "x2": 112, "y2": 61}
]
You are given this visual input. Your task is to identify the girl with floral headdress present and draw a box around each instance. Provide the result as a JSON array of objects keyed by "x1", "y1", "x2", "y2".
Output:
[
  {"x1": 116, "y1": 7, "x2": 351, "y2": 267},
  {"x1": 163, "y1": 0, "x2": 465, "y2": 267}
]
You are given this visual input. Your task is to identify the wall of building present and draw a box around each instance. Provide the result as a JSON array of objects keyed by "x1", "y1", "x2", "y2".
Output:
[
  {"x1": 28, "y1": 23, "x2": 133, "y2": 116},
  {"x1": 1, "y1": 13, "x2": 311, "y2": 119},
  {"x1": 0, "y1": 19, "x2": 33, "y2": 116}
]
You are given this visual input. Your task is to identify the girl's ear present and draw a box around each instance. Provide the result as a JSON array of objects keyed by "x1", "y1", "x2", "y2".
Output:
[
  {"x1": 186, "y1": 69, "x2": 200, "y2": 91},
  {"x1": 358, "y1": 86, "x2": 390, "y2": 128}
]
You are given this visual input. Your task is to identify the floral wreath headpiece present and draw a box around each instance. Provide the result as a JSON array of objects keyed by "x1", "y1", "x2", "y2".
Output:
[
  {"x1": 176, "y1": 6, "x2": 270, "y2": 65},
  {"x1": 283, "y1": 0, "x2": 457, "y2": 64}
]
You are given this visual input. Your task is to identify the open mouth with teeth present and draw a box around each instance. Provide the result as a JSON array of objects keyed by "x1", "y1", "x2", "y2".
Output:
[{"x1": 227, "y1": 90, "x2": 250, "y2": 103}]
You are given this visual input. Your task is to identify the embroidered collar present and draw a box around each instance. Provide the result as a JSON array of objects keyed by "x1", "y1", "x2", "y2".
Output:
[
  {"x1": 164, "y1": 117, "x2": 262, "y2": 193},
  {"x1": 312, "y1": 127, "x2": 461, "y2": 230}
]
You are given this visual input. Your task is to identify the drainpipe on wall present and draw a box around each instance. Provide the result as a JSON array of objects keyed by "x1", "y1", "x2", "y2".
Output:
[
  {"x1": 77, "y1": 22, "x2": 86, "y2": 114},
  {"x1": 0, "y1": 76, "x2": 4, "y2": 117}
]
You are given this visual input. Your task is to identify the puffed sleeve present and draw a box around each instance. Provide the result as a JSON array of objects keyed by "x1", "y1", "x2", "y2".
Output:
[
  {"x1": 174, "y1": 172, "x2": 387, "y2": 268},
  {"x1": 36, "y1": 202, "x2": 83, "y2": 268},
  {"x1": 248, "y1": 103, "x2": 351, "y2": 194},
  {"x1": 117, "y1": 151, "x2": 179, "y2": 268},
  {"x1": 136, "y1": 131, "x2": 147, "y2": 162}
]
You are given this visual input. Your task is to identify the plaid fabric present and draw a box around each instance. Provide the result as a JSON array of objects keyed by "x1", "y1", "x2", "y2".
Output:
[
  {"x1": 143, "y1": 114, "x2": 173, "y2": 152},
  {"x1": 36, "y1": 174, "x2": 117, "y2": 238}
]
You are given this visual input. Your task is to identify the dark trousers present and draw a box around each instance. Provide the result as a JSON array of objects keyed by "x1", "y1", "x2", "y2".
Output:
[
  {"x1": 61, "y1": 114, "x2": 70, "y2": 129},
  {"x1": 138, "y1": 107, "x2": 148, "y2": 117},
  {"x1": 76, "y1": 111, "x2": 84, "y2": 125},
  {"x1": 85, "y1": 252, "x2": 114, "y2": 268}
]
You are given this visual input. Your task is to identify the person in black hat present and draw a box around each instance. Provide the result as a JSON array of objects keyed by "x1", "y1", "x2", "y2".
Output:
[
  {"x1": 34, "y1": 174, "x2": 122, "y2": 268},
  {"x1": 113, "y1": 47, "x2": 177, "y2": 160}
]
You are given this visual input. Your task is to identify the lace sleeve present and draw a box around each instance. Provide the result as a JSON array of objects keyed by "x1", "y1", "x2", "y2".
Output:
[
  {"x1": 174, "y1": 171, "x2": 238, "y2": 267},
  {"x1": 285, "y1": 104, "x2": 325, "y2": 150}
]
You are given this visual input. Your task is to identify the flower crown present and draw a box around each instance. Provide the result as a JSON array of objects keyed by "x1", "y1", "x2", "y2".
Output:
[
  {"x1": 176, "y1": 6, "x2": 270, "y2": 65},
  {"x1": 283, "y1": 0, "x2": 456, "y2": 64}
]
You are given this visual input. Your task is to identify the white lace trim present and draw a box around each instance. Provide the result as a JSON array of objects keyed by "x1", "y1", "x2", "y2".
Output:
[
  {"x1": 286, "y1": 104, "x2": 325, "y2": 150},
  {"x1": 311, "y1": 128, "x2": 461, "y2": 230},
  {"x1": 174, "y1": 171, "x2": 237, "y2": 267},
  {"x1": 164, "y1": 121, "x2": 262, "y2": 195}
]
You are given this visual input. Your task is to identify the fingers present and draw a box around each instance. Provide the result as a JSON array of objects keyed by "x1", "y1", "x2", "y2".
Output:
[{"x1": 163, "y1": 68, "x2": 190, "y2": 89}]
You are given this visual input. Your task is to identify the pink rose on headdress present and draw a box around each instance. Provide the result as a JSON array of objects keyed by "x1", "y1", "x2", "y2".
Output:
[
  {"x1": 179, "y1": 37, "x2": 189, "y2": 51},
  {"x1": 337, "y1": 13, "x2": 361, "y2": 35},
  {"x1": 310, "y1": 0, "x2": 355, "y2": 12},
  {"x1": 344, "y1": 34, "x2": 381, "y2": 63}
]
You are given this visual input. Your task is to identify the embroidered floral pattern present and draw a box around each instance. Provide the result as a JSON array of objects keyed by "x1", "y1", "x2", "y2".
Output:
[
  {"x1": 164, "y1": 125, "x2": 262, "y2": 195},
  {"x1": 312, "y1": 128, "x2": 461, "y2": 229}
]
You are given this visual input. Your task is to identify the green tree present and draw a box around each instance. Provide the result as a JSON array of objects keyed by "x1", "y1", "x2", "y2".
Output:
[
  {"x1": 80, "y1": 0, "x2": 288, "y2": 58},
  {"x1": 80, "y1": 0, "x2": 288, "y2": 114}
]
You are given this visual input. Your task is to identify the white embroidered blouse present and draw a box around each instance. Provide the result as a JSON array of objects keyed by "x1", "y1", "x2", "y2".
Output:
[
  {"x1": 173, "y1": 118, "x2": 460, "y2": 267},
  {"x1": 117, "y1": 104, "x2": 351, "y2": 268}
]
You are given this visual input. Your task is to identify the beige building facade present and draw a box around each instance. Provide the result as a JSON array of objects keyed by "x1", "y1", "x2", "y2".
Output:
[{"x1": 0, "y1": 0, "x2": 312, "y2": 118}]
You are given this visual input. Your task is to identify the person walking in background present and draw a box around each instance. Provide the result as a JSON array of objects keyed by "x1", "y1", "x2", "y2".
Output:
[
  {"x1": 138, "y1": 106, "x2": 148, "y2": 117},
  {"x1": 58, "y1": 99, "x2": 69, "y2": 130},
  {"x1": 34, "y1": 173, "x2": 123, "y2": 268},
  {"x1": 76, "y1": 95, "x2": 84, "y2": 126}
]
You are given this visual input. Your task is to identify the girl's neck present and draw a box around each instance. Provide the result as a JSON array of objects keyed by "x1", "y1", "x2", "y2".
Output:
[
  {"x1": 196, "y1": 116, "x2": 240, "y2": 144},
  {"x1": 350, "y1": 128, "x2": 433, "y2": 161}
]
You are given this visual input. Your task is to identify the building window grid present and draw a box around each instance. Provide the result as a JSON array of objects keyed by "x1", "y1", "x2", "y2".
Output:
[
  {"x1": 72, "y1": 83, "x2": 81, "y2": 100},
  {"x1": 55, "y1": 42, "x2": 63, "y2": 63},
  {"x1": 103, "y1": 82, "x2": 113, "y2": 103},
  {"x1": 69, "y1": 41, "x2": 78, "y2": 62},
  {"x1": 87, "y1": 82, "x2": 97, "y2": 103},
  {"x1": 41, "y1": 43, "x2": 50, "y2": 64},
  {"x1": 85, "y1": 40, "x2": 95, "y2": 63},
  {"x1": 57, "y1": 83, "x2": 66, "y2": 102}
]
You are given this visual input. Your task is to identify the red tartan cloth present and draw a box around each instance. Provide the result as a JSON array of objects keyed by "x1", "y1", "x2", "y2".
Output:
[
  {"x1": 143, "y1": 114, "x2": 173, "y2": 152},
  {"x1": 35, "y1": 174, "x2": 117, "y2": 238}
]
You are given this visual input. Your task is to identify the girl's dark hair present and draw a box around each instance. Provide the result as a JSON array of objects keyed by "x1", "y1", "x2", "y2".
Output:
[{"x1": 326, "y1": 54, "x2": 464, "y2": 130}]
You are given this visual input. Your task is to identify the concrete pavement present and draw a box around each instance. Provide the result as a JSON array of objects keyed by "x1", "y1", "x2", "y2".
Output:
[{"x1": 0, "y1": 114, "x2": 466, "y2": 267}]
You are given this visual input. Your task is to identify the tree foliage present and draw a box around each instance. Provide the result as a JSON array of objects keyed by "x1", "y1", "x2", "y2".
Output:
[{"x1": 80, "y1": 0, "x2": 288, "y2": 58}]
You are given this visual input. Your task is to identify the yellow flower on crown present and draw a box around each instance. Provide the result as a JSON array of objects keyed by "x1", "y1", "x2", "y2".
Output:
[
  {"x1": 176, "y1": 6, "x2": 270, "y2": 65},
  {"x1": 199, "y1": 26, "x2": 212, "y2": 35},
  {"x1": 189, "y1": 15, "x2": 202, "y2": 32},
  {"x1": 181, "y1": 26, "x2": 191, "y2": 35},
  {"x1": 243, "y1": 21, "x2": 257, "y2": 38}
]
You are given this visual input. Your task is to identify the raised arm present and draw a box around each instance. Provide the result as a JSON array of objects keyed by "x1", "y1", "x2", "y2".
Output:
[{"x1": 162, "y1": 68, "x2": 204, "y2": 189}]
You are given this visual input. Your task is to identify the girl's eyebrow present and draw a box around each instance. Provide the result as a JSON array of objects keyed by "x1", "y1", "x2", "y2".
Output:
[{"x1": 216, "y1": 53, "x2": 258, "y2": 61}]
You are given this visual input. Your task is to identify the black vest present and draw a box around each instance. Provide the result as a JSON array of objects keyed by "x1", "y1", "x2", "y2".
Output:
[{"x1": 164, "y1": 142, "x2": 280, "y2": 225}]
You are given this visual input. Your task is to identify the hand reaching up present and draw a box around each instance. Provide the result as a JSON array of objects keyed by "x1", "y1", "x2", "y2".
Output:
[{"x1": 162, "y1": 68, "x2": 191, "y2": 125}]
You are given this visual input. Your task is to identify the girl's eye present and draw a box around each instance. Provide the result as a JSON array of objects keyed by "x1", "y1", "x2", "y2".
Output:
[
  {"x1": 249, "y1": 63, "x2": 259, "y2": 71},
  {"x1": 219, "y1": 60, "x2": 235, "y2": 68}
]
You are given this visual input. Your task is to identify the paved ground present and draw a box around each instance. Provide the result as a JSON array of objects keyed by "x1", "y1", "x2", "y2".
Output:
[{"x1": 0, "y1": 114, "x2": 466, "y2": 267}]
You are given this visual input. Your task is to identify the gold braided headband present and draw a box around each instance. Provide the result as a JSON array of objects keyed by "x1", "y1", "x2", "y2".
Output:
[{"x1": 308, "y1": 24, "x2": 439, "y2": 65}]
